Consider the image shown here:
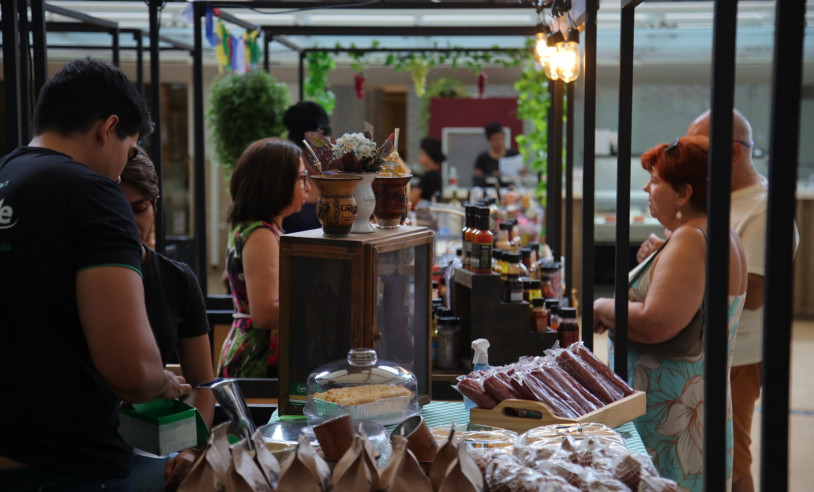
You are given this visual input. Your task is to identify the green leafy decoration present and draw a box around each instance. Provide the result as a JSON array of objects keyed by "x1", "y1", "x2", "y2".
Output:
[
  {"x1": 304, "y1": 51, "x2": 336, "y2": 114},
  {"x1": 514, "y1": 47, "x2": 551, "y2": 201},
  {"x1": 207, "y1": 69, "x2": 291, "y2": 174}
]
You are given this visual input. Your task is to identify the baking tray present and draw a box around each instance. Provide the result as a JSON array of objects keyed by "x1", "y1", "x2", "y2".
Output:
[
  {"x1": 469, "y1": 391, "x2": 646, "y2": 433},
  {"x1": 304, "y1": 394, "x2": 419, "y2": 426}
]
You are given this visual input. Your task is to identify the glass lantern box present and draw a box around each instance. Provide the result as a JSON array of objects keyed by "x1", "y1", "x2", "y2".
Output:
[{"x1": 278, "y1": 226, "x2": 434, "y2": 416}]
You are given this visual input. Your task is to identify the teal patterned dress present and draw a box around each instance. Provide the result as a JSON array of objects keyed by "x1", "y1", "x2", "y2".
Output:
[
  {"x1": 217, "y1": 221, "x2": 281, "y2": 378},
  {"x1": 610, "y1": 250, "x2": 745, "y2": 491}
]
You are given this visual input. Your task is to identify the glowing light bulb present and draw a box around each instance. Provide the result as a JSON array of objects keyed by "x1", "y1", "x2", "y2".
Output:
[
  {"x1": 556, "y1": 29, "x2": 581, "y2": 83},
  {"x1": 545, "y1": 31, "x2": 564, "y2": 81}
]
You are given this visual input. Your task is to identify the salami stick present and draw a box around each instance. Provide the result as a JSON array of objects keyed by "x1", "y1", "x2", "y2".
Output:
[
  {"x1": 529, "y1": 369, "x2": 596, "y2": 415},
  {"x1": 556, "y1": 351, "x2": 619, "y2": 404},
  {"x1": 483, "y1": 374, "x2": 522, "y2": 402},
  {"x1": 570, "y1": 343, "x2": 634, "y2": 397},
  {"x1": 546, "y1": 363, "x2": 605, "y2": 409},
  {"x1": 523, "y1": 371, "x2": 585, "y2": 417},
  {"x1": 516, "y1": 372, "x2": 579, "y2": 418},
  {"x1": 457, "y1": 377, "x2": 499, "y2": 410}
]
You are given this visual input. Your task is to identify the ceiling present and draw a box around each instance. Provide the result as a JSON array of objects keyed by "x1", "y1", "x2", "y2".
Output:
[{"x1": 28, "y1": 0, "x2": 814, "y2": 68}]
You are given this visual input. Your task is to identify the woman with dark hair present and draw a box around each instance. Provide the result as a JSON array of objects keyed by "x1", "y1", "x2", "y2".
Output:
[
  {"x1": 409, "y1": 137, "x2": 445, "y2": 207},
  {"x1": 218, "y1": 138, "x2": 310, "y2": 377},
  {"x1": 119, "y1": 149, "x2": 215, "y2": 491},
  {"x1": 593, "y1": 135, "x2": 748, "y2": 490}
]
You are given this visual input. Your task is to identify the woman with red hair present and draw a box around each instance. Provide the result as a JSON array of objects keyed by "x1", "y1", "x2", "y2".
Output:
[{"x1": 593, "y1": 135, "x2": 748, "y2": 490}]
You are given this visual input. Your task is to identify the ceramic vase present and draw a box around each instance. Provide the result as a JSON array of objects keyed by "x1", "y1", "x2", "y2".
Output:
[
  {"x1": 347, "y1": 172, "x2": 378, "y2": 234},
  {"x1": 372, "y1": 174, "x2": 412, "y2": 229},
  {"x1": 310, "y1": 174, "x2": 362, "y2": 237}
]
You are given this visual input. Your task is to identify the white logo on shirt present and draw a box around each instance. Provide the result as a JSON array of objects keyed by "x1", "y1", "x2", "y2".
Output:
[{"x1": 0, "y1": 198, "x2": 18, "y2": 229}]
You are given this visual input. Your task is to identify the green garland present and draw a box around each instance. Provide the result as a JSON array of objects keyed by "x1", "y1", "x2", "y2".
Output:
[
  {"x1": 514, "y1": 41, "x2": 551, "y2": 200},
  {"x1": 304, "y1": 51, "x2": 336, "y2": 114}
]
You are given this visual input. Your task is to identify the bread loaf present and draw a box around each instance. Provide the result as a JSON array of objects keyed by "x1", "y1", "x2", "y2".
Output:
[{"x1": 314, "y1": 385, "x2": 411, "y2": 406}]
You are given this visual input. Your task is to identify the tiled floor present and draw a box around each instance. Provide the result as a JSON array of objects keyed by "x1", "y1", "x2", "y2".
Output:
[{"x1": 594, "y1": 319, "x2": 814, "y2": 490}]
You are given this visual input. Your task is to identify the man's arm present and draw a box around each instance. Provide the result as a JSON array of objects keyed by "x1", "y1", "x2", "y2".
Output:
[{"x1": 76, "y1": 266, "x2": 191, "y2": 402}]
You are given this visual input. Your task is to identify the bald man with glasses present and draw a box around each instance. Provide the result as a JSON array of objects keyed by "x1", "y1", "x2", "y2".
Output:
[{"x1": 636, "y1": 109, "x2": 799, "y2": 492}]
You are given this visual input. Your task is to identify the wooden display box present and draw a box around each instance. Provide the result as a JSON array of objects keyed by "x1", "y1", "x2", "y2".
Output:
[
  {"x1": 453, "y1": 268, "x2": 559, "y2": 367},
  {"x1": 469, "y1": 391, "x2": 646, "y2": 433},
  {"x1": 278, "y1": 226, "x2": 434, "y2": 416}
]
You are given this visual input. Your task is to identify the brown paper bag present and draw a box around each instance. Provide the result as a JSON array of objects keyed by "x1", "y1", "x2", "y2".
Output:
[
  {"x1": 429, "y1": 426, "x2": 458, "y2": 491},
  {"x1": 438, "y1": 441, "x2": 483, "y2": 492},
  {"x1": 277, "y1": 433, "x2": 331, "y2": 492},
  {"x1": 379, "y1": 435, "x2": 432, "y2": 492},
  {"x1": 331, "y1": 431, "x2": 379, "y2": 492}
]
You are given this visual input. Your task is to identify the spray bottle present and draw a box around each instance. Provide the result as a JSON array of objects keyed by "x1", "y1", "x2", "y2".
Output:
[{"x1": 464, "y1": 338, "x2": 491, "y2": 410}]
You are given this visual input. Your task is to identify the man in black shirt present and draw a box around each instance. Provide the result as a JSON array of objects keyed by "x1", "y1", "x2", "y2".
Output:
[
  {"x1": 473, "y1": 120, "x2": 520, "y2": 187},
  {"x1": 410, "y1": 137, "x2": 445, "y2": 207},
  {"x1": 0, "y1": 58, "x2": 190, "y2": 490}
]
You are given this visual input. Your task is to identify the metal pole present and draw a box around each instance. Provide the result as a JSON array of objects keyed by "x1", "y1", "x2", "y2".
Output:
[
  {"x1": 546, "y1": 81, "x2": 555, "y2": 246},
  {"x1": 551, "y1": 80, "x2": 563, "y2": 260},
  {"x1": 193, "y1": 2, "x2": 208, "y2": 295},
  {"x1": 761, "y1": 0, "x2": 806, "y2": 489},
  {"x1": 299, "y1": 51, "x2": 305, "y2": 102},
  {"x1": 149, "y1": 0, "x2": 165, "y2": 254},
  {"x1": 112, "y1": 28, "x2": 120, "y2": 67},
  {"x1": 264, "y1": 33, "x2": 271, "y2": 72},
  {"x1": 17, "y1": 0, "x2": 32, "y2": 145},
  {"x1": 613, "y1": 4, "x2": 635, "y2": 380},
  {"x1": 581, "y1": 0, "x2": 597, "y2": 350},
  {"x1": 565, "y1": 81, "x2": 574, "y2": 306},
  {"x1": 704, "y1": 0, "x2": 738, "y2": 488},
  {"x1": 134, "y1": 31, "x2": 144, "y2": 96},
  {"x1": 2, "y1": 0, "x2": 22, "y2": 152},
  {"x1": 30, "y1": 0, "x2": 47, "y2": 101}
]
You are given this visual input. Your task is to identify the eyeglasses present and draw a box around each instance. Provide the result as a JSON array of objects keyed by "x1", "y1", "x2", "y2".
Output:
[{"x1": 298, "y1": 170, "x2": 309, "y2": 188}]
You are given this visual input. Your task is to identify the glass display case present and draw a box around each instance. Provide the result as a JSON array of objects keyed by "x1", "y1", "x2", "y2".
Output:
[{"x1": 278, "y1": 226, "x2": 434, "y2": 416}]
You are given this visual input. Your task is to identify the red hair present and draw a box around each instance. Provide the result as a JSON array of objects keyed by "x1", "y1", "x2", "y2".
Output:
[{"x1": 641, "y1": 135, "x2": 709, "y2": 212}]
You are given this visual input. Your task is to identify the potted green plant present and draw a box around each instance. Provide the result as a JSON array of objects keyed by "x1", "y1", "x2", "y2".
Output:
[{"x1": 207, "y1": 69, "x2": 291, "y2": 174}]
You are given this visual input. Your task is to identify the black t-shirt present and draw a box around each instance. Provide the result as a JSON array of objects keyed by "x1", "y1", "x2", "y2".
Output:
[
  {"x1": 474, "y1": 149, "x2": 520, "y2": 177},
  {"x1": 282, "y1": 202, "x2": 320, "y2": 233},
  {"x1": 142, "y1": 247, "x2": 210, "y2": 365},
  {"x1": 0, "y1": 147, "x2": 142, "y2": 479},
  {"x1": 418, "y1": 169, "x2": 443, "y2": 201}
]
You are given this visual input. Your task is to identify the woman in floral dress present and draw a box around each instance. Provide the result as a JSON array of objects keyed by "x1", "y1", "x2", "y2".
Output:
[
  {"x1": 593, "y1": 136, "x2": 748, "y2": 490},
  {"x1": 217, "y1": 138, "x2": 310, "y2": 378}
]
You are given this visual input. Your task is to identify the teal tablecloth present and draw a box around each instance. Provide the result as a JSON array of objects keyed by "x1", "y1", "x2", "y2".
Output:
[{"x1": 269, "y1": 400, "x2": 647, "y2": 456}]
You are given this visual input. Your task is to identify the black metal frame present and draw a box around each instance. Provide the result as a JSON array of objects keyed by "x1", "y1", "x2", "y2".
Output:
[
  {"x1": 613, "y1": 0, "x2": 805, "y2": 489},
  {"x1": 1, "y1": 3, "x2": 805, "y2": 483}
]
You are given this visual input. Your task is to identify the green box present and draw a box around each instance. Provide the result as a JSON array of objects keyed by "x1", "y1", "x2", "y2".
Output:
[{"x1": 118, "y1": 399, "x2": 198, "y2": 456}]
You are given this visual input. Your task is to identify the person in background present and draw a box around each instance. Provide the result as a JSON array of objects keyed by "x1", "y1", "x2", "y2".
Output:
[
  {"x1": 282, "y1": 101, "x2": 331, "y2": 233},
  {"x1": 472, "y1": 120, "x2": 519, "y2": 186},
  {"x1": 0, "y1": 57, "x2": 190, "y2": 491},
  {"x1": 594, "y1": 135, "x2": 748, "y2": 490},
  {"x1": 120, "y1": 149, "x2": 215, "y2": 491},
  {"x1": 636, "y1": 109, "x2": 799, "y2": 492},
  {"x1": 218, "y1": 138, "x2": 310, "y2": 378},
  {"x1": 409, "y1": 137, "x2": 445, "y2": 207}
]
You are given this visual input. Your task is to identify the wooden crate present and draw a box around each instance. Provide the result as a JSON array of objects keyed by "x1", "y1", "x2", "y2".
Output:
[
  {"x1": 469, "y1": 391, "x2": 646, "y2": 433},
  {"x1": 278, "y1": 226, "x2": 434, "y2": 416}
]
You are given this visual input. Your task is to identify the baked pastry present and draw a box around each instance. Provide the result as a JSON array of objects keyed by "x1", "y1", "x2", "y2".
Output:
[{"x1": 314, "y1": 384, "x2": 412, "y2": 406}]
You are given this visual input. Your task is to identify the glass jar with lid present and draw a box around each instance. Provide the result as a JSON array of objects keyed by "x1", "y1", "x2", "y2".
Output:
[{"x1": 304, "y1": 348, "x2": 420, "y2": 425}]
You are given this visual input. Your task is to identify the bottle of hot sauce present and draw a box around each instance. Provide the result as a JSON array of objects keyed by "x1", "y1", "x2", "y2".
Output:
[
  {"x1": 471, "y1": 207, "x2": 493, "y2": 274},
  {"x1": 463, "y1": 205, "x2": 475, "y2": 271}
]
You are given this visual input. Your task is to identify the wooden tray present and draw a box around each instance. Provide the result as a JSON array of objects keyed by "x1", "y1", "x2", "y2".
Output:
[{"x1": 469, "y1": 391, "x2": 646, "y2": 433}]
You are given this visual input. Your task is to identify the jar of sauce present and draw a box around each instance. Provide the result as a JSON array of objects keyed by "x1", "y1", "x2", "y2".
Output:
[{"x1": 558, "y1": 307, "x2": 580, "y2": 347}]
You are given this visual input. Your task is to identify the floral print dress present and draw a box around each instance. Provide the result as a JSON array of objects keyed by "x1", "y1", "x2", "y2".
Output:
[
  {"x1": 610, "y1": 250, "x2": 745, "y2": 492},
  {"x1": 217, "y1": 221, "x2": 281, "y2": 378}
]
